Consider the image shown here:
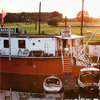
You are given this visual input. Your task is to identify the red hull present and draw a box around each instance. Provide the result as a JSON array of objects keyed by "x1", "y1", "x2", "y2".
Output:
[
  {"x1": 0, "y1": 72, "x2": 64, "y2": 92},
  {"x1": 0, "y1": 57, "x2": 63, "y2": 75},
  {"x1": 0, "y1": 57, "x2": 85, "y2": 92}
]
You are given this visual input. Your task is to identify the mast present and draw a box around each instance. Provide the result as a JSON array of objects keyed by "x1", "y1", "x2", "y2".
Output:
[
  {"x1": 80, "y1": 0, "x2": 84, "y2": 45},
  {"x1": 39, "y1": 2, "x2": 41, "y2": 35}
]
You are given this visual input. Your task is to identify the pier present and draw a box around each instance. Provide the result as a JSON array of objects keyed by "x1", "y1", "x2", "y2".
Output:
[{"x1": 64, "y1": 73, "x2": 79, "y2": 93}]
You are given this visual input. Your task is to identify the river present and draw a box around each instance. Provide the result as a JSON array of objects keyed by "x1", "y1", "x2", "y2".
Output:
[{"x1": 0, "y1": 90, "x2": 100, "y2": 100}]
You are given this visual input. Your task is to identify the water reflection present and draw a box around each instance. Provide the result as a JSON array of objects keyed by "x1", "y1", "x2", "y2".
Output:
[
  {"x1": 19, "y1": 92, "x2": 64, "y2": 100},
  {"x1": 45, "y1": 93, "x2": 64, "y2": 100},
  {"x1": 1, "y1": 90, "x2": 100, "y2": 100},
  {"x1": 79, "y1": 92, "x2": 99, "y2": 100},
  {"x1": 19, "y1": 92, "x2": 100, "y2": 100}
]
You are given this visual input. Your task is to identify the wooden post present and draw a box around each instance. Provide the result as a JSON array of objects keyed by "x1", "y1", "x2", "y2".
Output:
[
  {"x1": 35, "y1": 20, "x2": 37, "y2": 32},
  {"x1": 39, "y1": 2, "x2": 41, "y2": 35},
  {"x1": 65, "y1": 16, "x2": 67, "y2": 29},
  {"x1": 80, "y1": 0, "x2": 84, "y2": 45}
]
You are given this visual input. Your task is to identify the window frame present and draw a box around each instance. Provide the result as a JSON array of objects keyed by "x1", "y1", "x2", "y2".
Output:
[
  {"x1": 4, "y1": 40, "x2": 9, "y2": 48},
  {"x1": 18, "y1": 40, "x2": 26, "y2": 48}
]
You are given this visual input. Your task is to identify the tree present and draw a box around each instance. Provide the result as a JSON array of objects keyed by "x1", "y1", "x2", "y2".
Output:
[
  {"x1": 47, "y1": 17, "x2": 59, "y2": 26},
  {"x1": 5, "y1": 13, "x2": 20, "y2": 22},
  {"x1": 76, "y1": 11, "x2": 90, "y2": 22},
  {"x1": 47, "y1": 11, "x2": 63, "y2": 26},
  {"x1": 50, "y1": 11, "x2": 63, "y2": 21}
]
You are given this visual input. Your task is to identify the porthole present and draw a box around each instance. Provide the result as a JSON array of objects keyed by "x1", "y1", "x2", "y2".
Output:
[
  {"x1": 33, "y1": 43, "x2": 35, "y2": 46},
  {"x1": 38, "y1": 40, "x2": 40, "y2": 42}
]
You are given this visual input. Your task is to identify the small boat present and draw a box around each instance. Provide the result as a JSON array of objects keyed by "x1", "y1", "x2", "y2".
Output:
[
  {"x1": 78, "y1": 67, "x2": 100, "y2": 92},
  {"x1": 43, "y1": 76, "x2": 63, "y2": 93}
]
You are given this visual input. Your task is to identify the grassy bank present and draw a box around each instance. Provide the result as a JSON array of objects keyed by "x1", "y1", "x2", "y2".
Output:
[{"x1": 2, "y1": 22, "x2": 100, "y2": 44}]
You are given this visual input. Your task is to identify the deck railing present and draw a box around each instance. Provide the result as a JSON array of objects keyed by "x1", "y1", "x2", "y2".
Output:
[{"x1": 0, "y1": 45, "x2": 99, "y2": 67}]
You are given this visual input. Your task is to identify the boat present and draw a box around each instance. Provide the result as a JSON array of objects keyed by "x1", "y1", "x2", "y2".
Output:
[
  {"x1": 77, "y1": 29, "x2": 100, "y2": 92},
  {"x1": 0, "y1": 25, "x2": 93, "y2": 92},
  {"x1": 78, "y1": 67, "x2": 100, "y2": 92},
  {"x1": 0, "y1": 26, "x2": 87, "y2": 92},
  {"x1": 43, "y1": 76, "x2": 63, "y2": 93}
]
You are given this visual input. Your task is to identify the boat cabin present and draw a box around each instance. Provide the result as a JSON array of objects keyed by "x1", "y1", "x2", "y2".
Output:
[{"x1": 0, "y1": 27, "x2": 85, "y2": 58}]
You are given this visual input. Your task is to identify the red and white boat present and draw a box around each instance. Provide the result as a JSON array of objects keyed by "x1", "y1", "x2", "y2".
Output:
[{"x1": 0, "y1": 26, "x2": 95, "y2": 92}]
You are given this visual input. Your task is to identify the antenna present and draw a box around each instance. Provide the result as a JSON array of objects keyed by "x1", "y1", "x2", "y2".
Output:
[{"x1": 39, "y1": 2, "x2": 41, "y2": 35}]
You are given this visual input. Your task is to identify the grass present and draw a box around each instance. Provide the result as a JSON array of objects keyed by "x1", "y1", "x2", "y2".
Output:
[{"x1": 2, "y1": 22, "x2": 100, "y2": 44}]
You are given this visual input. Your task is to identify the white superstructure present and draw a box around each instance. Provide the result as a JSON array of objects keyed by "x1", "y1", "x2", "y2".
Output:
[{"x1": 0, "y1": 36, "x2": 57, "y2": 56}]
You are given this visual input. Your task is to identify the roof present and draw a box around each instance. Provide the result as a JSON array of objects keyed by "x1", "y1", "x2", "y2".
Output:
[
  {"x1": 56, "y1": 35, "x2": 86, "y2": 39},
  {"x1": 0, "y1": 33, "x2": 57, "y2": 38},
  {"x1": 80, "y1": 67, "x2": 99, "y2": 72},
  {"x1": 89, "y1": 42, "x2": 100, "y2": 45},
  {"x1": 0, "y1": 33, "x2": 86, "y2": 39}
]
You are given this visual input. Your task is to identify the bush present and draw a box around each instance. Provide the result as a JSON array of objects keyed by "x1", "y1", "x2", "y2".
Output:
[{"x1": 47, "y1": 17, "x2": 59, "y2": 26}]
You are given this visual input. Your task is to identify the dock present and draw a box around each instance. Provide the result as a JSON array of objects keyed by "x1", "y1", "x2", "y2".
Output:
[{"x1": 64, "y1": 73, "x2": 79, "y2": 93}]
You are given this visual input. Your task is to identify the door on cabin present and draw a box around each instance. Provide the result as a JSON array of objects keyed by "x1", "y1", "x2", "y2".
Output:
[{"x1": 63, "y1": 39, "x2": 66, "y2": 49}]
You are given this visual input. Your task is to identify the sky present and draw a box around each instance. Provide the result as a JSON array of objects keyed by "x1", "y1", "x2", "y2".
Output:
[{"x1": 0, "y1": 0, "x2": 100, "y2": 18}]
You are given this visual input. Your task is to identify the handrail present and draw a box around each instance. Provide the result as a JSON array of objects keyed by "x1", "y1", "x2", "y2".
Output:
[{"x1": 71, "y1": 46, "x2": 93, "y2": 66}]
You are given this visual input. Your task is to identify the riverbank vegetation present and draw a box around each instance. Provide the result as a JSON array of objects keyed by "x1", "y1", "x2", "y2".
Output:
[{"x1": 2, "y1": 22, "x2": 100, "y2": 44}]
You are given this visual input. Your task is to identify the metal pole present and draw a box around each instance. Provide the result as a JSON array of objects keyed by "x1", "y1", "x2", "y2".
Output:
[
  {"x1": 65, "y1": 16, "x2": 67, "y2": 29},
  {"x1": 61, "y1": 39, "x2": 64, "y2": 72},
  {"x1": 80, "y1": 0, "x2": 84, "y2": 45},
  {"x1": 69, "y1": 26, "x2": 72, "y2": 57},
  {"x1": 80, "y1": 29, "x2": 98, "y2": 55},
  {"x1": 39, "y1": 2, "x2": 41, "y2": 35},
  {"x1": 8, "y1": 28, "x2": 11, "y2": 61}
]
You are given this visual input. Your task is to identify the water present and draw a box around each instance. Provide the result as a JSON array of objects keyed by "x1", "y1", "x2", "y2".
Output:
[{"x1": 0, "y1": 90, "x2": 100, "y2": 100}]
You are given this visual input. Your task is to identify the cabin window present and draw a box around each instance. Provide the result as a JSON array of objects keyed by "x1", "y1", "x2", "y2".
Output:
[
  {"x1": 18, "y1": 40, "x2": 26, "y2": 48},
  {"x1": 4, "y1": 40, "x2": 9, "y2": 48}
]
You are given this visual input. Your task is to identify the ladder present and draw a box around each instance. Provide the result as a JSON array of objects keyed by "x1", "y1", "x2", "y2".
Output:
[{"x1": 63, "y1": 57, "x2": 72, "y2": 73}]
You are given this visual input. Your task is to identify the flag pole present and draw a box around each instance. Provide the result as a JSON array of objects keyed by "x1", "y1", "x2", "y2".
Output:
[{"x1": 1, "y1": 17, "x2": 4, "y2": 27}]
